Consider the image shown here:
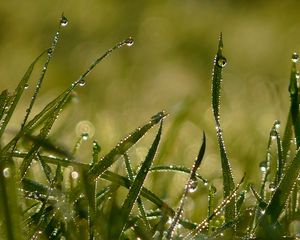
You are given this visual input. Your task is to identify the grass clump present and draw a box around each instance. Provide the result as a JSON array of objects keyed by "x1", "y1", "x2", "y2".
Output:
[{"x1": 1, "y1": 14, "x2": 300, "y2": 240}]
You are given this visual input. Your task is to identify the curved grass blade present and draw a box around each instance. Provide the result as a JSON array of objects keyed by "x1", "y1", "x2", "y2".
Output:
[
  {"x1": 166, "y1": 132, "x2": 206, "y2": 240},
  {"x1": 0, "y1": 89, "x2": 9, "y2": 120},
  {"x1": 0, "y1": 50, "x2": 46, "y2": 139},
  {"x1": 184, "y1": 175, "x2": 244, "y2": 240},
  {"x1": 211, "y1": 33, "x2": 235, "y2": 222},
  {"x1": 256, "y1": 149, "x2": 300, "y2": 237},
  {"x1": 87, "y1": 111, "x2": 167, "y2": 182},
  {"x1": 149, "y1": 165, "x2": 207, "y2": 184},
  {"x1": 115, "y1": 121, "x2": 163, "y2": 238}
]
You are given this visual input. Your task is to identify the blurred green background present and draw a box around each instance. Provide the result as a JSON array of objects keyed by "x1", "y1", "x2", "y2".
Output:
[{"x1": 1, "y1": 0, "x2": 300, "y2": 220}]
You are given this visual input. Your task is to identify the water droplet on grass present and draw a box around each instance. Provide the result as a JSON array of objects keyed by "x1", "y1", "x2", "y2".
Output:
[
  {"x1": 93, "y1": 140, "x2": 101, "y2": 152},
  {"x1": 24, "y1": 83, "x2": 29, "y2": 89},
  {"x1": 217, "y1": 57, "x2": 227, "y2": 68},
  {"x1": 71, "y1": 171, "x2": 79, "y2": 179},
  {"x1": 60, "y1": 15, "x2": 69, "y2": 27},
  {"x1": 189, "y1": 177, "x2": 198, "y2": 193},
  {"x1": 259, "y1": 161, "x2": 267, "y2": 172},
  {"x1": 270, "y1": 129, "x2": 277, "y2": 140},
  {"x1": 3, "y1": 167, "x2": 10, "y2": 178},
  {"x1": 274, "y1": 120, "x2": 280, "y2": 130},
  {"x1": 79, "y1": 79, "x2": 86, "y2": 87},
  {"x1": 125, "y1": 37, "x2": 134, "y2": 47},
  {"x1": 292, "y1": 52, "x2": 299, "y2": 63},
  {"x1": 269, "y1": 182, "x2": 276, "y2": 191},
  {"x1": 82, "y1": 132, "x2": 89, "y2": 141}
]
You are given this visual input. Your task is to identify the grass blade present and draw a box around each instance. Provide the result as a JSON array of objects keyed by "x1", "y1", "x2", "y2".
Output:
[
  {"x1": 256, "y1": 149, "x2": 300, "y2": 237},
  {"x1": 166, "y1": 131, "x2": 206, "y2": 240},
  {"x1": 211, "y1": 33, "x2": 235, "y2": 222},
  {"x1": 116, "y1": 121, "x2": 163, "y2": 238},
  {"x1": 87, "y1": 111, "x2": 166, "y2": 182},
  {"x1": 0, "y1": 50, "x2": 46, "y2": 139}
]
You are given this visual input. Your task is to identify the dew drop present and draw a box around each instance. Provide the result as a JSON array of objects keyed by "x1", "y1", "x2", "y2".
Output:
[
  {"x1": 189, "y1": 177, "x2": 198, "y2": 193},
  {"x1": 270, "y1": 129, "x2": 277, "y2": 140},
  {"x1": 79, "y1": 79, "x2": 86, "y2": 87},
  {"x1": 274, "y1": 120, "x2": 280, "y2": 130},
  {"x1": 269, "y1": 182, "x2": 276, "y2": 192},
  {"x1": 47, "y1": 48, "x2": 53, "y2": 55},
  {"x1": 82, "y1": 132, "x2": 89, "y2": 141},
  {"x1": 203, "y1": 180, "x2": 208, "y2": 186},
  {"x1": 3, "y1": 167, "x2": 11, "y2": 178},
  {"x1": 292, "y1": 52, "x2": 299, "y2": 63},
  {"x1": 93, "y1": 140, "x2": 101, "y2": 153},
  {"x1": 259, "y1": 161, "x2": 267, "y2": 173},
  {"x1": 71, "y1": 171, "x2": 79, "y2": 179},
  {"x1": 125, "y1": 37, "x2": 134, "y2": 47},
  {"x1": 24, "y1": 83, "x2": 29, "y2": 90},
  {"x1": 296, "y1": 71, "x2": 300, "y2": 79},
  {"x1": 60, "y1": 15, "x2": 69, "y2": 27},
  {"x1": 217, "y1": 57, "x2": 227, "y2": 68}
]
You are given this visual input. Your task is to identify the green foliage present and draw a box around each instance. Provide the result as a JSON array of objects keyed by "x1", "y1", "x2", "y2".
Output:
[{"x1": 2, "y1": 15, "x2": 300, "y2": 240}]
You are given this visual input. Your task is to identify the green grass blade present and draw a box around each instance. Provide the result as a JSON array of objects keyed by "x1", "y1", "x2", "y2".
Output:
[
  {"x1": 116, "y1": 121, "x2": 163, "y2": 238},
  {"x1": 0, "y1": 89, "x2": 9, "y2": 121},
  {"x1": 87, "y1": 111, "x2": 166, "y2": 182},
  {"x1": 124, "y1": 153, "x2": 151, "y2": 231},
  {"x1": 184, "y1": 176, "x2": 244, "y2": 239},
  {"x1": 20, "y1": 15, "x2": 65, "y2": 131},
  {"x1": 256, "y1": 149, "x2": 300, "y2": 237},
  {"x1": 0, "y1": 50, "x2": 46, "y2": 139},
  {"x1": 0, "y1": 160, "x2": 23, "y2": 240},
  {"x1": 211, "y1": 33, "x2": 235, "y2": 222},
  {"x1": 289, "y1": 56, "x2": 300, "y2": 148},
  {"x1": 150, "y1": 165, "x2": 207, "y2": 184},
  {"x1": 166, "y1": 132, "x2": 206, "y2": 240},
  {"x1": 282, "y1": 113, "x2": 293, "y2": 164}
]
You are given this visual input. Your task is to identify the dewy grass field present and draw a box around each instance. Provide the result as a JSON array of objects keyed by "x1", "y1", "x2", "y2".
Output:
[{"x1": 1, "y1": 12, "x2": 300, "y2": 239}]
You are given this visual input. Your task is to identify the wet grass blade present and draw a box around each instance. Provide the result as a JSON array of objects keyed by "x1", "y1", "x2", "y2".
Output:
[
  {"x1": 288, "y1": 56, "x2": 300, "y2": 148},
  {"x1": 184, "y1": 176, "x2": 244, "y2": 240},
  {"x1": 256, "y1": 149, "x2": 300, "y2": 237},
  {"x1": 166, "y1": 132, "x2": 206, "y2": 240},
  {"x1": 150, "y1": 165, "x2": 207, "y2": 184},
  {"x1": 0, "y1": 89, "x2": 9, "y2": 120},
  {"x1": 0, "y1": 160, "x2": 23, "y2": 240},
  {"x1": 116, "y1": 121, "x2": 163, "y2": 238},
  {"x1": 124, "y1": 153, "x2": 151, "y2": 231},
  {"x1": 87, "y1": 112, "x2": 166, "y2": 182},
  {"x1": 0, "y1": 50, "x2": 46, "y2": 139},
  {"x1": 211, "y1": 33, "x2": 235, "y2": 222}
]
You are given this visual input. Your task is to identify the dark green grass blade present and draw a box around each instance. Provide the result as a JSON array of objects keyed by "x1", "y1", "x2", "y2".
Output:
[
  {"x1": 0, "y1": 51, "x2": 46, "y2": 139},
  {"x1": 289, "y1": 58, "x2": 300, "y2": 148},
  {"x1": 282, "y1": 113, "x2": 293, "y2": 164},
  {"x1": 0, "y1": 160, "x2": 23, "y2": 240},
  {"x1": 166, "y1": 132, "x2": 206, "y2": 240},
  {"x1": 211, "y1": 33, "x2": 235, "y2": 222},
  {"x1": 256, "y1": 149, "x2": 300, "y2": 237},
  {"x1": 87, "y1": 111, "x2": 166, "y2": 182},
  {"x1": 273, "y1": 122, "x2": 284, "y2": 185},
  {"x1": 115, "y1": 121, "x2": 163, "y2": 238},
  {"x1": 124, "y1": 153, "x2": 151, "y2": 231}
]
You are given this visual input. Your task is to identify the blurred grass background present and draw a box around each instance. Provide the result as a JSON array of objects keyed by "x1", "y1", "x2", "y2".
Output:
[{"x1": 1, "y1": 0, "x2": 300, "y2": 221}]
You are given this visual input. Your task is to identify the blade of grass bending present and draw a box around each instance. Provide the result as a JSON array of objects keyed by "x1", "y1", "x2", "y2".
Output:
[
  {"x1": 115, "y1": 121, "x2": 163, "y2": 238},
  {"x1": 149, "y1": 165, "x2": 207, "y2": 184},
  {"x1": 184, "y1": 175, "x2": 244, "y2": 240},
  {"x1": 87, "y1": 111, "x2": 166, "y2": 182},
  {"x1": 256, "y1": 149, "x2": 300, "y2": 237},
  {"x1": 211, "y1": 33, "x2": 235, "y2": 222},
  {"x1": 124, "y1": 153, "x2": 151, "y2": 231},
  {"x1": 288, "y1": 57, "x2": 300, "y2": 148},
  {"x1": 0, "y1": 50, "x2": 46, "y2": 139},
  {"x1": 166, "y1": 131, "x2": 206, "y2": 240}
]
